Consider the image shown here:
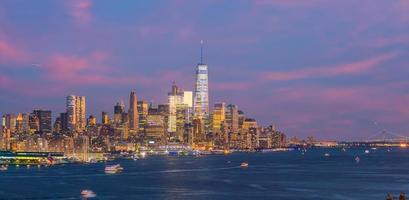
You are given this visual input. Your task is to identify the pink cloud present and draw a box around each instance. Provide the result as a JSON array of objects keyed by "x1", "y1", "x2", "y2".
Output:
[
  {"x1": 263, "y1": 53, "x2": 397, "y2": 81},
  {"x1": 212, "y1": 82, "x2": 254, "y2": 91},
  {"x1": 65, "y1": 0, "x2": 93, "y2": 26},
  {"x1": 40, "y1": 52, "x2": 157, "y2": 87},
  {"x1": 0, "y1": 38, "x2": 28, "y2": 62},
  {"x1": 255, "y1": 0, "x2": 323, "y2": 7},
  {"x1": 0, "y1": 74, "x2": 10, "y2": 87}
]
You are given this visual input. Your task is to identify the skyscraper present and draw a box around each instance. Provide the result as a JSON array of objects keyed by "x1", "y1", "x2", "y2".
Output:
[
  {"x1": 168, "y1": 82, "x2": 184, "y2": 134},
  {"x1": 212, "y1": 103, "x2": 226, "y2": 133},
  {"x1": 225, "y1": 104, "x2": 239, "y2": 133},
  {"x1": 66, "y1": 95, "x2": 76, "y2": 131},
  {"x1": 137, "y1": 100, "x2": 148, "y2": 133},
  {"x1": 129, "y1": 91, "x2": 139, "y2": 132},
  {"x1": 33, "y1": 109, "x2": 52, "y2": 133},
  {"x1": 114, "y1": 101, "x2": 125, "y2": 124},
  {"x1": 66, "y1": 95, "x2": 86, "y2": 132},
  {"x1": 76, "y1": 96, "x2": 86, "y2": 131},
  {"x1": 193, "y1": 40, "x2": 209, "y2": 120},
  {"x1": 101, "y1": 112, "x2": 109, "y2": 124}
]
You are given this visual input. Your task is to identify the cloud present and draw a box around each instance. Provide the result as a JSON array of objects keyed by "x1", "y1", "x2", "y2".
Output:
[
  {"x1": 212, "y1": 82, "x2": 254, "y2": 91},
  {"x1": 254, "y1": 0, "x2": 323, "y2": 7},
  {"x1": 65, "y1": 0, "x2": 93, "y2": 26},
  {"x1": 262, "y1": 53, "x2": 397, "y2": 81},
  {"x1": 0, "y1": 38, "x2": 28, "y2": 62}
]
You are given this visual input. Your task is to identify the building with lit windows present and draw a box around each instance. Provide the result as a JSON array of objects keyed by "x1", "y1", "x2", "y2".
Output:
[
  {"x1": 66, "y1": 95, "x2": 86, "y2": 132},
  {"x1": 129, "y1": 91, "x2": 138, "y2": 132},
  {"x1": 137, "y1": 100, "x2": 149, "y2": 133},
  {"x1": 212, "y1": 103, "x2": 226, "y2": 133},
  {"x1": 168, "y1": 83, "x2": 184, "y2": 134},
  {"x1": 193, "y1": 41, "x2": 209, "y2": 120}
]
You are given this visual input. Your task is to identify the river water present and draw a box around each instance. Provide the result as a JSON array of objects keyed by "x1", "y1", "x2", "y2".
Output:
[{"x1": 1, "y1": 147, "x2": 408, "y2": 199}]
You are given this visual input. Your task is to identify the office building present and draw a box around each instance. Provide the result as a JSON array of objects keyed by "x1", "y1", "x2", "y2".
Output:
[
  {"x1": 129, "y1": 91, "x2": 138, "y2": 132},
  {"x1": 193, "y1": 41, "x2": 209, "y2": 119},
  {"x1": 212, "y1": 103, "x2": 226, "y2": 133},
  {"x1": 66, "y1": 95, "x2": 86, "y2": 131}
]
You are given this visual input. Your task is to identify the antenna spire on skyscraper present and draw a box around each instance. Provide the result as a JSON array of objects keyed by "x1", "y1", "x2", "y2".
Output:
[{"x1": 200, "y1": 40, "x2": 204, "y2": 64}]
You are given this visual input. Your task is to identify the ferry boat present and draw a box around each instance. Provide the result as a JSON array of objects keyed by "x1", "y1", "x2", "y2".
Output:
[
  {"x1": 81, "y1": 190, "x2": 96, "y2": 198},
  {"x1": 104, "y1": 164, "x2": 123, "y2": 174},
  {"x1": 240, "y1": 162, "x2": 249, "y2": 168}
]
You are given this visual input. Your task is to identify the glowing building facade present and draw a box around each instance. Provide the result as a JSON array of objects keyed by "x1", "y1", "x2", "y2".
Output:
[
  {"x1": 193, "y1": 64, "x2": 209, "y2": 119},
  {"x1": 193, "y1": 41, "x2": 209, "y2": 120},
  {"x1": 168, "y1": 83, "x2": 184, "y2": 133},
  {"x1": 212, "y1": 103, "x2": 226, "y2": 133},
  {"x1": 129, "y1": 91, "x2": 138, "y2": 132},
  {"x1": 66, "y1": 95, "x2": 86, "y2": 132}
]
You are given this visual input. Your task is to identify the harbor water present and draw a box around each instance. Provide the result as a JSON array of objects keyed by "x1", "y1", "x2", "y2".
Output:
[{"x1": 1, "y1": 147, "x2": 408, "y2": 199}]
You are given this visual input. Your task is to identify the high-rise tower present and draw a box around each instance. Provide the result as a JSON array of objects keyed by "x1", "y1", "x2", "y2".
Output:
[
  {"x1": 66, "y1": 95, "x2": 76, "y2": 131},
  {"x1": 66, "y1": 95, "x2": 86, "y2": 132},
  {"x1": 129, "y1": 91, "x2": 139, "y2": 133},
  {"x1": 193, "y1": 40, "x2": 209, "y2": 119}
]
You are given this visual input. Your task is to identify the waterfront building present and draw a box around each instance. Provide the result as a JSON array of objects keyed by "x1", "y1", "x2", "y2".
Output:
[
  {"x1": 145, "y1": 114, "x2": 165, "y2": 145},
  {"x1": 37, "y1": 137, "x2": 49, "y2": 152},
  {"x1": 74, "y1": 135, "x2": 89, "y2": 162},
  {"x1": 193, "y1": 41, "x2": 209, "y2": 120},
  {"x1": 129, "y1": 91, "x2": 139, "y2": 133}
]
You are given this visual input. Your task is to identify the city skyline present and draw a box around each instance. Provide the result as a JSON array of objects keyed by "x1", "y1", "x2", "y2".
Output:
[{"x1": 1, "y1": 0, "x2": 409, "y2": 140}]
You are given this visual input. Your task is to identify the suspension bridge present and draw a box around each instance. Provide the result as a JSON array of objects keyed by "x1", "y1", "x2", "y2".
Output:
[{"x1": 365, "y1": 130, "x2": 409, "y2": 143}]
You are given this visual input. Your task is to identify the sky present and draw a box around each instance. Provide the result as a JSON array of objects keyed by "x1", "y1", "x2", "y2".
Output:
[{"x1": 0, "y1": 0, "x2": 409, "y2": 140}]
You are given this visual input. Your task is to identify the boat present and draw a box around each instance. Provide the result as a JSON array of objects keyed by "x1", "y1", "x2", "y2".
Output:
[
  {"x1": 81, "y1": 190, "x2": 97, "y2": 198},
  {"x1": 324, "y1": 153, "x2": 330, "y2": 157},
  {"x1": 105, "y1": 164, "x2": 123, "y2": 174},
  {"x1": 355, "y1": 156, "x2": 360, "y2": 163},
  {"x1": 240, "y1": 162, "x2": 249, "y2": 168},
  {"x1": 0, "y1": 165, "x2": 7, "y2": 171},
  {"x1": 364, "y1": 150, "x2": 370, "y2": 154}
]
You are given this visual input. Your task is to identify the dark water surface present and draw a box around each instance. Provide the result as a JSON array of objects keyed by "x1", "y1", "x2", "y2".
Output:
[{"x1": 1, "y1": 147, "x2": 409, "y2": 199}]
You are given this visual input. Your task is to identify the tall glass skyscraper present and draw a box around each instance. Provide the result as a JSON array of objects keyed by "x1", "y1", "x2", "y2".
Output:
[
  {"x1": 193, "y1": 41, "x2": 209, "y2": 119},
  {"x1": 66, "y1": 95, "x2": 86, "y2": 132}
]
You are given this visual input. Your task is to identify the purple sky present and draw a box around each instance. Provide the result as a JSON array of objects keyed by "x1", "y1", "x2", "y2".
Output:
[{"x1": 1, "y1": 0, "x2": 409, "y2": 140}]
